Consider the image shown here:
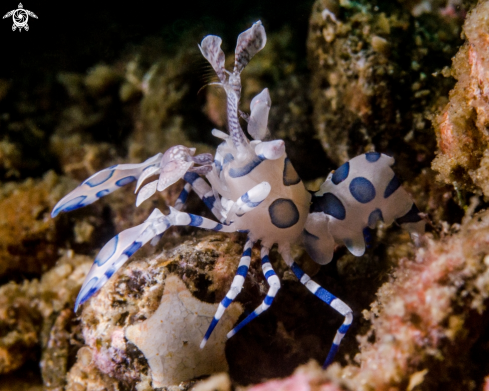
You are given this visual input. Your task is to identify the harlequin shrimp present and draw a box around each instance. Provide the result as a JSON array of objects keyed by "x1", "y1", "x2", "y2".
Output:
[{"x1": 52, "y1": 21, "x2": 424, "y2": 367}]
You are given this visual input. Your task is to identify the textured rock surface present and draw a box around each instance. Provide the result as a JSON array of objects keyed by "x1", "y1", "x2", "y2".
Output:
[
  {"x1": 125, "y1": 275, "x2": 242, "y2": 388},
  {"x1": 308, "y1": 0, "x2": 466, "y2": 179},
  {"x1": 340, "y1": 208, "x2": 489, "y2": 390},
  {"x1": 432, "y1": 0, "x2": 489, "y2": 196},
  {"x1": 65, "y1": 347, "x2": 120, "y2": 391},
  {"x1": 0, "y1": 253, "x2": 90, "y2": 382},
  {"x1": 0, "y1": 171, "x2": 73, "y2": 278},
  {"x1": 78, "y1": 235, "x2": 245, "y2": 389},
  {"x1": 244, "y1": 205, "x2": 489, "y2": 390}
]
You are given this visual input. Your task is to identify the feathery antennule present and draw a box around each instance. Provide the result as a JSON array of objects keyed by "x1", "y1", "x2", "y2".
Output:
[
  {"x1": 199, "y1": 24, "x2": 268, "y2": 150},
  {"x1": 234, "y1": 21, "x2": 267, "y2": 74},
  {"x1": 198, "y1": 35, "x2": 226, "y2": 84}
]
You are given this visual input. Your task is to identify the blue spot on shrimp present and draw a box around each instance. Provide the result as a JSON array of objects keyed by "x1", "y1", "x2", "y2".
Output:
[{"x1": 51, "y1": 21, "x2": 425, "y2": 368}]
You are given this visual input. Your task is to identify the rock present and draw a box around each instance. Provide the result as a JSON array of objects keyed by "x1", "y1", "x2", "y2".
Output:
[
  {"x1": 126, "y1": 275, "x2": 242, "y2": 388},
  {"x1": 432, "y1": 0, "x2": 489, "y2": 196}
]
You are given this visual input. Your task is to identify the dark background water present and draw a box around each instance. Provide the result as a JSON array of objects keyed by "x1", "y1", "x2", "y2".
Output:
[{"x1": 1, "y1": 0, "x2": 314, "y2": 78}]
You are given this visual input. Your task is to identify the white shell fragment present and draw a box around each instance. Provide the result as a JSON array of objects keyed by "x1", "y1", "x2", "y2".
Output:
[{"x1": 125, "y1": 275, "x2": 243, "y2": 388}]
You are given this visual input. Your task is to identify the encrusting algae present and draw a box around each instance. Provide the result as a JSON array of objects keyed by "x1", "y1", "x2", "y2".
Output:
[
  {"x1": 308, "y1": 0, "x2": 466, "y2": 178},
  {"x1": 228, "y1": 203, "x2": 489, "y2": 391},
  {"x1": 75, "y1": 235, "x2": 245, "y2": 390},
  {"x1": 432, "y1": 0, "x2": 489, "y2": 197}
]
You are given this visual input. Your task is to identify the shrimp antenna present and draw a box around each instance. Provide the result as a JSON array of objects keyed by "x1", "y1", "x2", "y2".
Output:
[{"x1": 197, "y1": 82, "x2": 223, "y2": 96}]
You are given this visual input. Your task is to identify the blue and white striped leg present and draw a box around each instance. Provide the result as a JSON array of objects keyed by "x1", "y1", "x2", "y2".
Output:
[
  {"x1": 234, "y1": 182, "x2": 271, "y2": 215},
  {"x1": 225, "y1": 182, "x2": 271, "y2": 223},
  {"x1": 167, "y1": 207, "x2": 234, "y2": 232},
  {"x1": 75, "y1": 209, "x2": 172, "y2": 310},
  {"x1": 174, "y1": 183, "x2": 192, "y2": 211},
  {"x1": 150, "y1": 183, "x2": 193, "y2": 246},
  {"x1": 201, "y1": 238, "x2": 254, "y2": 348},
  {"x1": 283, "y1": 252, "x2": 352, "y2": 368},
  {"x1": 75, "y1": 208, "x2": 235, "y2": 311},
  {"x1": 227, "y1": 246, "x2": 280, "y2": 338},
  {"x1": 184, "y1": 172, "x2": 224, "y2": 222}
]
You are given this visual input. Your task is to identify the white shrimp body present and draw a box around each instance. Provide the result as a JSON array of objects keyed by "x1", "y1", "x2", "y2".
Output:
[
  {"x1": 51, "y1": 21, "x2": 425, "y2": 368},
  {"x1": 208, "y1": 145, "x2": 311, "y2": 249}
]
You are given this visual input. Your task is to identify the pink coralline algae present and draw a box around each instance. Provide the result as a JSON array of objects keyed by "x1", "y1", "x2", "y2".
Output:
[
  {"x1": 247, "y1": 205, "x2": 489, "y2": 390},
  {"x1": 432, "y1": 0, "x2": 489, "y2": 195},
  {"x1": 248, "y1": 362, "x2": 342, "y2": 391}
]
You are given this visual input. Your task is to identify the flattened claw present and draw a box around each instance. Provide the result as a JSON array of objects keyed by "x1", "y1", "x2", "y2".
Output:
[
  {"x1": 153, "y1": 146, "x2": 212, "y2": 193},
  {"x1": 74, "y1": 206, "x2": 235, "y2": 311},
  {"x1": 136, "y1": 180, "x2": 158, "y2": 207},
  {"x1": 135, "y1": 166, "x2": 160, "y2": 193},
  {"x1": 51, "y1": 153, "x2": 162, "y2": 217},
  {"x1": 134, "y1": 146, "x2": 211, "y2": 206},
  {"x1": 157, "y1": 160, "x2": 194, "y2": 191},
  {"x1": 74, "y1": 208, "x2": 170, "y2": 311}
]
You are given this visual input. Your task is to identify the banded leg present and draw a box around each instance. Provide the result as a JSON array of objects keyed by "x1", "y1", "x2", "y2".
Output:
[
  {"x1": 201, "y1": 238, "x2": 254, "y2": 348},
  {"x1": 225, "y1": 181, "x2": 271, "y2": 223},
  {"x1": 227, "y1": 246, "x2": 280, "y2": 338},
  {"x1": 166, "y1": 207, "x2": 233, "y2": 232},
  {"x1": 174, "y1": 183, "x2": 193, "y2": 211},
  {"x1": 282, "y1": 251, "x2": 352, "y2": 368},
  {"x1": 75, "y1": 208, "x2": 236, "y2": 311},
  {"x1": 150, "y1": 183, "x2": 193, "y2": 246},
  {"x1": 153, "y1": 169, "x2": 222, "y2": 246},
  {"x1": 184, "y1": 172, "x2": 225, "y2": 222}
]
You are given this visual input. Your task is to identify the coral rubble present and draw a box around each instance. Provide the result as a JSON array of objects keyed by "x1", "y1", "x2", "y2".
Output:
[
  {"x1": 308, "y1": 0, "x2": 466, "y2": 179},
  {"x1": 126, "y1": 275, "x2": 242, "y2": 388},
  {"x1": 248, "y1": 204, "x2": 489, "y2": 390},
  {"x1": 78, "y1": 235, "x2": 245, "y2": 389},
  {"x1": 0, "y1": 171, "x2": 75, "y2": 278},
  {"x1": 432, "y1": 0, "x2": 489, "y2": 196},
  {"x1": 0, "y1": 253, "x2": 91, "y2": 382}
]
